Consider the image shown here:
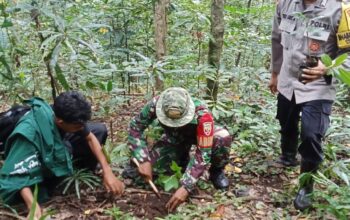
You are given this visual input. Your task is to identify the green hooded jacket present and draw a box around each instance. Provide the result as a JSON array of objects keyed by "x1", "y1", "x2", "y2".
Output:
[{"x1": 0, "y1": 97, "x2": 73, "y2": 204}]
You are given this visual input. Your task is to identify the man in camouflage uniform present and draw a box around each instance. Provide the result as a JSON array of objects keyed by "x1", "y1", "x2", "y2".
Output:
[{"x1": 127, "y1": 87, "x2": 232, "y2": 211}]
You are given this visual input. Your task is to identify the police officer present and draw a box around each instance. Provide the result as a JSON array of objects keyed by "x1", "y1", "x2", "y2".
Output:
[
  {"x1": 127, "y1": 87, "x2": 232, "y2": 211},
  {"x1": 270, "y1": 0, "x2": 350, "y2": 211}
]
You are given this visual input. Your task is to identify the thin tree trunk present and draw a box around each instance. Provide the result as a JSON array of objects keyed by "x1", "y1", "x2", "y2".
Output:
[
  {"x1": 207, "y1": 0, "x2": 225, "y2": 101},
  {"x1": 247, "y1": 0, "x2": 252, "y2": 14},
  {"x1": 235, "y1": 52, "x2": 241, "y2": 67},
  {"x1": 154, "y1": 0, "x2": 168, "y2": 91},
  {"x1": 31, "y1": 9, "x2": 58, "y2": 99}
]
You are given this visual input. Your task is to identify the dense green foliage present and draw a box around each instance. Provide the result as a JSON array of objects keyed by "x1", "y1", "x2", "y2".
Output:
[{"x1": 0, "y1": 0, "x2": 272, "y2": 101}]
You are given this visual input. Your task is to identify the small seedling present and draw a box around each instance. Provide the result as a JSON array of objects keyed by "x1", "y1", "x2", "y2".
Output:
[
  {"x1": 158, "y1": 161, "x2": 183, "y2": 191},
  {"x1": 57, "y1": 168, "x2": 101, "y2": 199},
  {"x1": 321, "y1": 53, "x2": 350, "y2": 86},
  {"x1": 104, "y1": 206, "x2": 135, "y2": 220}
]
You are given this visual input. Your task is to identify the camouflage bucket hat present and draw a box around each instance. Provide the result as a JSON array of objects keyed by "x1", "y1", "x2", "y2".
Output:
[{"x1": 156, "y1": 87, "x2": 195, "y2": 127}]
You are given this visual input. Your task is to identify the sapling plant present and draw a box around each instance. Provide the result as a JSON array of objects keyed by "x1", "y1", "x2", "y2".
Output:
[
  {"x1": 292, "y1": 12, "x2": 350, "y2": 85},
  {"x1": 321, "y1": 53, "x2": 350, "y2": 86},
  {"x1": 158, "y1": 161, "x2": 183, "y2": 191},
  {"x1": 56, "y1": 168, "x2": 101, "y2": 199}
]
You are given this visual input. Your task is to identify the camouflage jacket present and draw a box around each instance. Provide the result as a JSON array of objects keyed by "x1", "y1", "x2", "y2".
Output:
[{"x1": 128, "y1": 96, "x2": 214, "y2": 191}]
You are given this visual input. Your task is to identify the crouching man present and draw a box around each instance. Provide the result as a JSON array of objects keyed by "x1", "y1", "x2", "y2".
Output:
[
  {"x1": 0, "y1": 91, "x2": 124, "y2": 219},
  {"x1": 126, "y1": 87, "x2": 232, "y2": 211}
]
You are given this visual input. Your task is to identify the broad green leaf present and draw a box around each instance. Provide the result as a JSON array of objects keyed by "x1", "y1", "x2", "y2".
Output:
[
  {"x1": 77, "y1": 61, "x2": 87, "y2": 70},
  {"x1": 102, "y1": 146, "x2": 111, "y2": 164},
  {"x1": 15, "y1": 48, "x2": 28, "y2": 56},
  {"x1": 41, "y1": 8, "x2": 65, "y2": 32},
  {"x1": 211, "y1": 107, "x2": 219, "y2": 120},
  {"x1": 107, "y1": 80, "x2": 113, "y2": 92},
  {"x1": 163, "y1": 175, "x2": 179, "y2": 192},
  {"x1": 28, "y1": 184, "x2": 38, "y2": 220},
  {"x1": 332, "y1": 166, "x2": 349, "y2": 186},
  {"x1": 337, "y1": 68, "x2": 350, "y2": 86},
  {"x1": 333, "y1": 53, "x2": 348, "y2": 67},
  {"x1": 55, "y1": 65, "x2": 70, "y2": 90},
  {"x1": 170, "y1": 161, "x2": 182, "y2": 178},
  {"x1": 215, "y1": 104, "x2": 230, "y2": 114},
  {"x1": 320, "y1": 54, "x2": 332, "y2": 67},
  {"x1": 50, "y1": 41, "x2": 62, "y2": 69},
  {"x1": 0, "y1": 55, "x2": 12, "y2": 79},
  {"x1": 19, "y1": 72, "x2": 25, "y2": 82},
  {"x1": 63, "y1": 39, "x2": 76, "y2": 59},
  {"x1": 1, "y1": 19, "x2": 13, "y2": 28},
  {"x1": 86, "y1": 81, "x2": 96, "y2": 89},
  {"x1": 72, "y1": 38, "x2": 97, "y2": 54},
  {"x1": 224, "y1": 5, "x2": 246, "y2": 15},
  {"x1": 40, "y1": 33, "x2": 63, "y2": 51},
  {"x1": 98, "y1": 82, "x2": 106, "y2": 91}
]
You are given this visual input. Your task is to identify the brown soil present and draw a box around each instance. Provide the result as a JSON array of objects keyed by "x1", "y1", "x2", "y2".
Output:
[
  {"x1": 114, "y1": 193, "x2": 171, "y2": 218},
  {"x1": 44, "y1": 188, "x2": 172, "y2": 220},
  {"x1": 0, "y1": 189, "x2": 172, "y2": 220}
]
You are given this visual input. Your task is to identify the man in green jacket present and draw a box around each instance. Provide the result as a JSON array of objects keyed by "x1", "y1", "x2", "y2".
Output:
[{"x1": 0, "y1": 91, "x2": 124, "y2": 219}]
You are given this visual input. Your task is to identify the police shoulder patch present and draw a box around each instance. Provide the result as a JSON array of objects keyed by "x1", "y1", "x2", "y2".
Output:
[{"x1": 197, "y1": 113, "x2": 214, "y2": 148}]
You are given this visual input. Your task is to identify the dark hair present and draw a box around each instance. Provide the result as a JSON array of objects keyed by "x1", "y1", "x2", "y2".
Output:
[{"x1": 53, "y1": 91, "x2": 91, "y2": 124}]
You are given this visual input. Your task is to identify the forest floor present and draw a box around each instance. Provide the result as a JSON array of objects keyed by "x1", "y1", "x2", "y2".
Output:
[{"x1": 0, "y1": 97, "x2": 331, "y2": 220}]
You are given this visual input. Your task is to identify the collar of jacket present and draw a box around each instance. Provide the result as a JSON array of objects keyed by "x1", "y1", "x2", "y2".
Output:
[{"x1": 294, "y1": 0, "x2": 328, "y2": 12}]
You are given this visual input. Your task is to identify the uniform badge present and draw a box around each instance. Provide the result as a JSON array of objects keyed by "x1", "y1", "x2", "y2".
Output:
[
  {"x1": 203, "y1": 122, "x2": 212, "y2": 136},
  {"x1": 309, "y1": 40, "x2": 320, "y2": 52}
]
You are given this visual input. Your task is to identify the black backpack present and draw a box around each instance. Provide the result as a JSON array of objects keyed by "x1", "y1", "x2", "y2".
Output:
[{"x1": 0, "y1": 105, "x2": 30, "y2": 152}]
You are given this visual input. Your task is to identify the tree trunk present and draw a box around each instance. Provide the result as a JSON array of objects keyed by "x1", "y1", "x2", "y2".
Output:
[
  {"x1": 207, "y1": 0, "x2": 225, "y2": 101},
  {"x1": 31, "y1": 8, "x2": 58, "y2": 99},
  {"x1": 154, "y1": 0, "x2": 168, "y2": 91}
]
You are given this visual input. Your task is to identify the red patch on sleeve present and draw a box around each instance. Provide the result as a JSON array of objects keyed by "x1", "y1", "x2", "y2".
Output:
[{"x1": 197, "y1": 113, "x2": 214, "y2": 148}]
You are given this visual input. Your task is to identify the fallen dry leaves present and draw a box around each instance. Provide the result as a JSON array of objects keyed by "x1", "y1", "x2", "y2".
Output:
[{"x1": 209, "y1": 204, "x2": 225, "y2": 219}]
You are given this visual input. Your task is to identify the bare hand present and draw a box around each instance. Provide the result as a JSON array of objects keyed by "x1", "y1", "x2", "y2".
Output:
[
  {"x1": 103, "y1": 169, "x2": 125, "y2": 195},
  {"x1": 165, "y1": 186, "x2": 189, "y2": 212},
  {"x1": 138, "y1": 161, "x2": 153, "y2": 182},
  {"x1": 269, "y1": 72, "x2": 278, "y2": 94},
  {"x1": 301, "y1": 60, "x2": 328, "y2": 83}
]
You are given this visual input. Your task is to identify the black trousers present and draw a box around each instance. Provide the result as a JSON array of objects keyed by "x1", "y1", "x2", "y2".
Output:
[
  {"x1": 276, "y1": 94, "x2": 333, "y2": 164},
  {"x1": 63, "y1": 122, "x2": 108, "y2": 170}
]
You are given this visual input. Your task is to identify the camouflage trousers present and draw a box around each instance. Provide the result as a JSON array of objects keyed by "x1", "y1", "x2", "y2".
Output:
[{"x1": 148, "y1": 125, "x2": 232, "y2": 172}]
